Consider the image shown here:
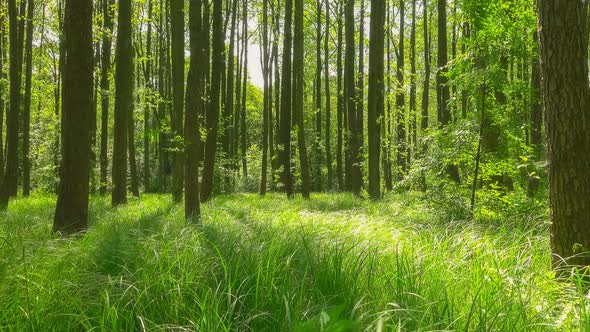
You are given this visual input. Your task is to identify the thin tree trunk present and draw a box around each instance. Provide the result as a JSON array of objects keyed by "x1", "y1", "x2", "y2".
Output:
[
  {"x1": 53, "y1": 0, "x2": 93, "y2": 233},
  {"x1": 279, "y1": 0, "x2": 294, "y2": 197},
  {"x1": 185, "y1": 0, "x2": 203, "y2": 220},
  {"x1": 396, "y1": 0, "x2": 407, "y2": 179},
  {"x1": 128, "y1": 81, "x2": 139, "y2": 198},
  {"x1": 143, "y1": 0, "x2": 153, "y2": 192},
  {"x1": 345, "y1": 0, "x2": 361, "y2": 194},
  {"x1": 336, "y1": 2, "x2": 344, "y2": 190},
  {"x1": 240, "y1": 0, "x2": 248, "y2": 179},
  {"x1": 294, "y1": 0, "x2": 310, "y2": 198},
  {"x1": 201, "y1": 0, "x2": 224, "y2": 201},
  {"x1": 99, "y1": 0, "x2": 113, "y2": 196},
  {"x1": 0, "y1": 0, "x2": 22, "y2": 208},
  {"x1": 314, "y1": 0, "x2": 322, "y2": 191},
  {"x1": 225, "y1": 0, "x2": 238, "y2": 191},
  {"x1": 170, "y1": 0, "x2": 185, "y2": 202},
  {"x1": 22, "y1": 0, "x2": 34, "y2": 197},
  {"x1": 419, "y1": 0, "x2": 430, "y2": 191},
  {"x1": 112, "y1": 0, "x2": 134, "y2": 206},
  {"x1": 409, "y1": 0, "x2": 417, "y2": 166},
  {"x1": 324, "y1": 0, "x2": 332, "y2": 190},
  {"x1": 368, "y1": 0, "x2": 385, "y2": 200},
  {"x1": 259, "y1": 0, "x2": 270, "y2": 195}
]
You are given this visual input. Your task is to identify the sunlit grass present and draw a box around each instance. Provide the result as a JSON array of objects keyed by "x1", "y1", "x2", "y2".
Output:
[{"x1": 0, "y1": 192, "x2": 587, "y2": 331}]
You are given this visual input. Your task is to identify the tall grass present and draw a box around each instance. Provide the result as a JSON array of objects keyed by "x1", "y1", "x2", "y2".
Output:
[{"x1": 0, "y1": 192, "x2": 587, "y2": 331}]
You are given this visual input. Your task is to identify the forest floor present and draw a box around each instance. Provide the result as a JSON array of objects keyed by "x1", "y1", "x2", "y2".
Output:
[{"x1": 0, "y1": 192, "x2": 588, "y2": 331}]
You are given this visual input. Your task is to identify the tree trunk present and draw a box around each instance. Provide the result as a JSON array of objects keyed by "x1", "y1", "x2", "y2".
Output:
[
  {"x1": 314, "y1": 0, "x2": 322, "y2": 191},
  {"x1": 99, "y1": 0, "x2": 113, "y2": 196},
  {"x1": 368, "y1": 0, "x2": 384, "y2": 200},
  {"x1": 294, "y1": 0, "x2": 310, "y2": 198},
  {"x1": 201, "y1": 0, "x2": 224, "y2": 201},
  {"x1": 0, "y1": 0, "x2": 22, "y2": 209},
  {"x1": 537, "y1": 0, "x2": 590, "y2": 270},
  {"x1": 143, "y1": 0, "x2": 153, "y2": 192},
  {"x1": 112, "y1": 0, "x2": 134, "y2": 206},
  {"x1": 324, "y1": 0, "x2": 333, "y2": 190},
  {"x1": 185, "y1": 0, "x2": 203, "y2": 220},
  {"x1": 0, "y1": 14, "x2": 5, "y2": 174},
  {"x1": 22, "y1": 0, "x2": 34, "y2": 197},
  {"x1": 53, "y1": 0, "x2": 93, "y2": 233},
  {"x1": 420, "y1": 0, "x2": 430, "y2": 191},
  {"x1": 170, "y1": 0, "x2": 185, "y2": 202},
  {"x1": 279, "y1": 0, "x2": 294, "y2": 197},
  {"x1": 396, "y1": 0, "x2": 407, "y2": 179},
  {"x1": 224, "y1": 0, "x2": 238, "y2": 192},
  {"x1": 345, "y1": 0, "x2": 361, "y2": 195},
  {"x1": 240, "y1": 0, "x2": 248, "y2": 179},
  {"x1": 259, "y1": 0, "x2": 270, "y2": 195},
  {"x1": 128, "y1": 89, "x2": 140, "y2": 198},
  {"x1": 336, "y1": 2, "x2": 344, "y2": 190},
  {"x1": 409, "y1": 0, "x2": 417, "y2": 166}
]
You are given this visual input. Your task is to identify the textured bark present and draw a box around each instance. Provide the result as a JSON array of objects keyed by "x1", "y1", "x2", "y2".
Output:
[
  {"x1": 0, "y1": 0, "x2": 22, "y2": 209},
  {"x1": 22, "y1": 0, "x2": 34, "y2": 197},
  {"x1": 420, "y1": 0, "x2": 430, "y2": 191},
  {"x1": 324, "y1": 0, "x2": 333, "y2": 190},
  {"x1": 294, "y1": 0, "x2": 310, "y2": 198},
  {"x1": 185, "y1": 0, "x2": 203, "y2": 220},
  {"x1": 143, "y1": 0, "x2": 153, "y2": 192},
  {"x1": 409, "y1": 0, "x2": 417, "y2": 165},
  {"x1": 383, "y1": 5, "x2": 392, "y2": 191},
  {"x1": 224, "y1": 0, "x2": 237, "y2": 191},
  {"x1": 279, "y1": 0, "x2": 294, "y2": 197},
  {"x1": 240, "y1": 0, "x2": 248, "y2": 179},
  {"x1": 368, "y1": 0, "x2": 385, "y2": 200},
  {"x1": 112, "y1": 0, "x2": 134, "y2": 206},
  {"x1": 201, "y1": 0, "x2": 224, "y2": 202},
  {"x1": 53, "y1": 0, "x2": 93, "y2": 233},
  {"x1": 0, "y1": 13, "x2": 5, "y2": 174},
  {"x1": 314, "y1": 0, "x2": 322, "y2": 191},
  {"x1": 170, "y1": 0, "x2": 185, "y2": 202},
  {"x1": 537, "y1": 0, "x2": 590, "y2": 270},
  {"x1": 259, "y1": 0, "x2": 270, "y2": 195}
]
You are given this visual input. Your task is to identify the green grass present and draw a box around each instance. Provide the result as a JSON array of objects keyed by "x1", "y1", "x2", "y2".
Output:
[{"x1": 0, "y1": 192, "x2": 588, "y2": 331}]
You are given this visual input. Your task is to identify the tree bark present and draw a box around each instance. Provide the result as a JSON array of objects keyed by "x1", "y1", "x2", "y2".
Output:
[
  {"x1": 345, "y1": 0, "x2": 361, "y2": 194},
  {"x1": 53, "y1": 0, "x2": 93, "y2": 233},
  {"x1": 368, "y1": 0, "x2": 385, "y2": 200},
  {"x1": 537, "y1": 0, "x2": 590, "y2": 270},
  {"x1": 279, "y1": 0, "x2": 294, "y2": 197},
  {"x1": 185, "y1": 0, "x2": 203, "y2": 220},
  {"x1": 112, "y1": 0, "x2": 134, "y2": 206},
  {"x1": 22, "y1": 0, "x2": 34, "y2": 197},
  {"x1": 294, "y1": 0, "x2": 310, "y2": 198},
  {"x1": 324, "y1": 0, "x2": 333, "y2": 190},
  {"x1": 396, "y1": 0, "x2": 407, "y2": 179},
  {"x1": 201, "y1": 0, "x2": 224, "y2": 201},
  {"x1": 336, "y1": 1, "x2": 344, "y2": 190},
  {"x1": 0, "y1": 0, "x2": 22, "y2": 209},
  {"x1": 170, "y1": 0, "x2": 185, "y2": 202}
]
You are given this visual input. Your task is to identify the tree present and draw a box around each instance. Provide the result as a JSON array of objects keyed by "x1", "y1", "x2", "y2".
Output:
[
  {"x1": 53, "y1": 0, "x2": 93, "y2": 233},
  {"x1": 367, "y1": 0, "x2": 385, "y2": 200},
  {"x1": 336, "y1": 0, "x2": 344, "y2": 190},
  {"x1": 185, "y1": 0, "x2": 203, "y2": 220},
  {"x1": 537, "y1": 0, "x2": 590, "y2": 270},
  {"x1": 279, "y1": 0, "x2": 294, "y2": 197},
  {"x1": 22, "y1": 0, "x2": 34, "y2": 197},
  {"x1": 170, "y1": 0, "x2": 185, "y2": 202},
  {"x1": 259, "y1": 0, "x2": 270, "y2": 195},
  {"x1": 112, "y1": 0, "x2": 134, "y2": 206},
  {"x1": 99, "y1": 0, "x2": 115, "y2": 195},
  {"x1": 0, "y1": 0, "x2": 22, "y2": 209},
  {"x1": 324, "y1": 0, "x2": 333, "y2": 190},
  {"x1": 396, "y1": 0, "x2": 407, "y2": 179},
  {"x1": 294, "y1": 0, "x2": 311, "y2": 198},
  {"x1": 420, "y1": 0, "x2": 430, "y2": 191},
  {"x1": 201, "y1": 0, "x2": 224, "y2": 202},
  {"x1": 314, "y1": 0, "x2": 323, "y2": 191},
  {"x1": 436, "y1": 0, "x2": 460, "y2": 183}
]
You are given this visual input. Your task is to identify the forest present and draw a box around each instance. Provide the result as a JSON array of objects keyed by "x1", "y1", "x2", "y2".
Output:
[{"x1": 0, "y1": 0, "x2": 589, "y2": 330}]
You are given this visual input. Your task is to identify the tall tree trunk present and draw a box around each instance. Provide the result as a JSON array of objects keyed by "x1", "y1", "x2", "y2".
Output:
[
  {"x1": 383, "y1": 4, "x2": 392, "y2": 191},
  {"x1": 170, "y1": 0, "x2": 185, "y2": 202},
  {"x1": 324, "y1": 0, "x2": 333, "y2": 190},
  {"x1": 294, "y1": 0, "x2": 310, "y2": 198},
  {"x1": 22, "y1": 0, "x2": 34, "y2": 197},
  {"x1": 201, "y1": 0, "x2": 224, "y2": 201},
  {"x1": 0, "y1": 0, "x2": 22, "y2": 209},
  {"x1": 409, "y1": 0, "x2": 417, "y2": 166},
  {"x1": 279, "y1": 0, "x2": 294, "y2": 197},
  {"x1": 272, "y1": 9, "x2": 281, "y2": 186},
  {"x1": 53, "y1": 0, "x2": 93, "y2": 233},
  {"x1": 314, "y1": 0, "x2": 322, "y2": 191},
  {"x1": 336, "y1": 2, "x2": 344, "y2": 190},
  {"x1": 356, "y1": 0, "x2": 365, "y2": 190},
  {"x1": 537, "y1": 0, "x2": 590, "y2": 270},
  {"x1": 420, "y1": 0, "x2": 430, "y2": 191},
  {"x1": 345, "y1": 0, "x2": 361, "y2": 194},
  {"x1": 143, "y1": 0, "x2": 153, "y2": 192},
  {"x1": 368, "y1": 0, "x2": 385, "y2": 200},
  {"x1": 240, "y1": 0, "x2": 248, "y2": 179},
  {"x1": 112, "y1": 0, "x2": 134, "y2": 206},
  {"x1": 396, "y1": 0, "x2": 407, "y2": 179},
  {"x1": 128, "y1": 86, "x2": 139, "y2": 198},
  {"x1": 0, "y1": 11, "x2": 5, "y2": 174},
  {"x1": 185, "y1": 0, "x2": 203, "y2": 220},
  {"x1": 225, "y1": 0, "x2": 238, "y2": 192},
  {"x1": 437, "y1": 0, "x2": 460, "y2": 182},
  {"x1": 259, "y1": 0, "x2": 270, "y2": 195}
]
